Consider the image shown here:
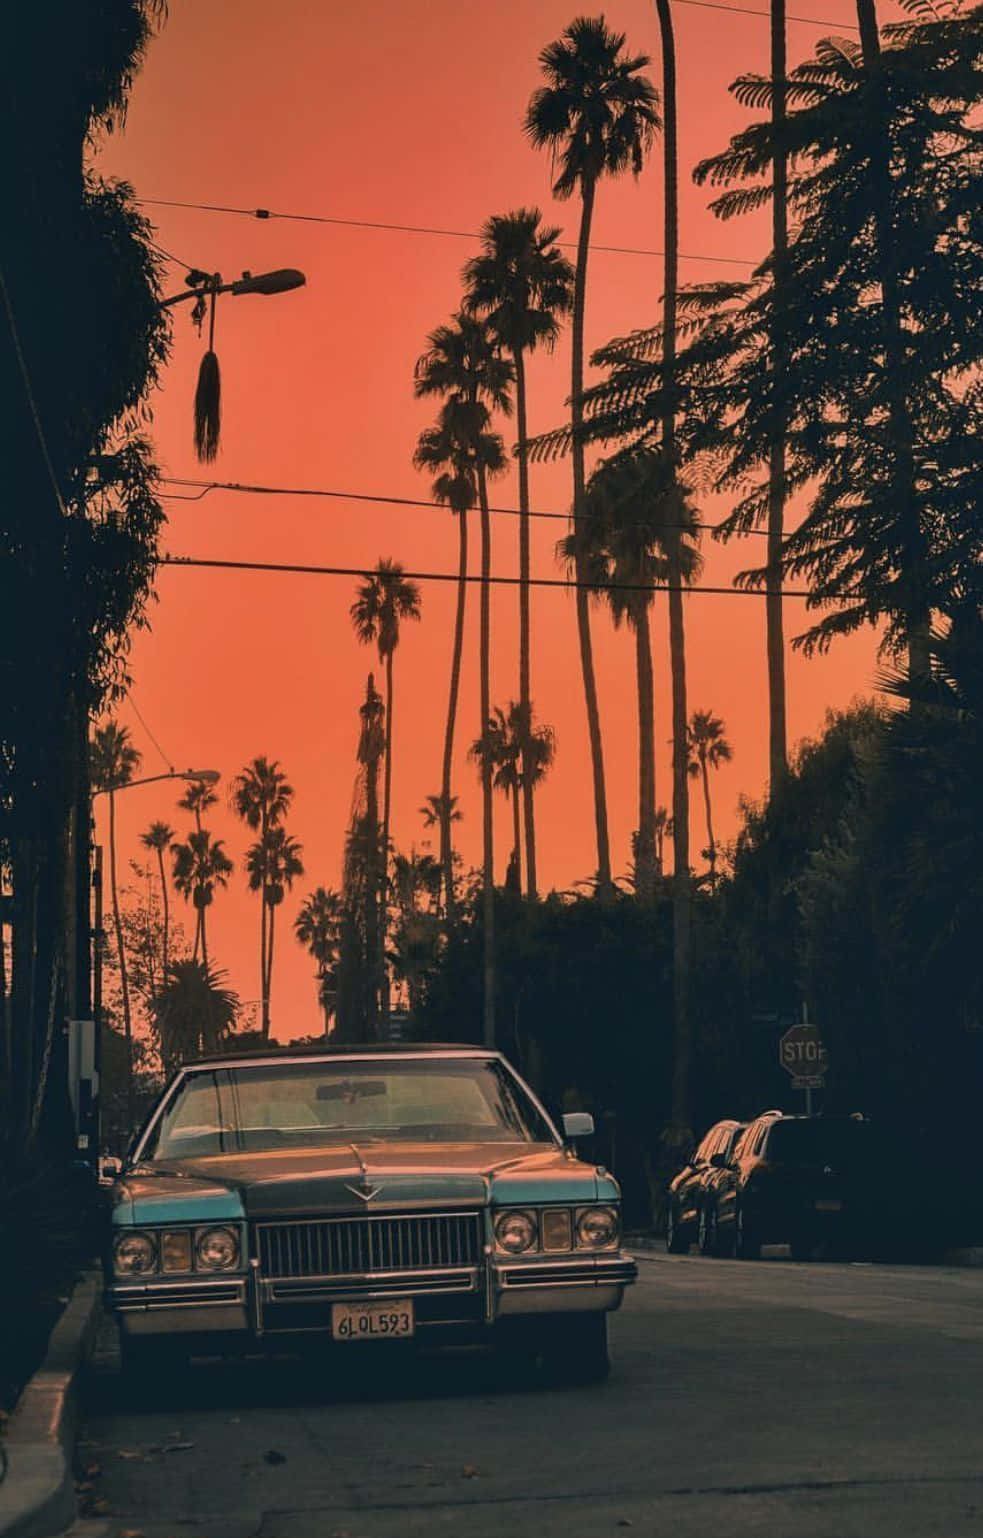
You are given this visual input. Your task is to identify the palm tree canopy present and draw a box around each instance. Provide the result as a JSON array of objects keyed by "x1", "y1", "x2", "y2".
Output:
[
  {"x1": 90, "y1": 721, "x2": 141, "y2": 790},
  {"x1": 687, "y1": 710, "x2": 733, "y2": 775},
  {"x1": 151, "y1": 958, "x2": 239, "y2": 1071},
  {"x1": 561, "y1": 446, "x2": 702, "y2": 627},
  {"x1": 294, "y1": 886, "x2": 342, "y2": 966},
  {"x1": 414, "y1": 312, "x2": 515, "y2": 416},
  {"x1": 524, "y1": 15, "x2": 660, "y2": 200},
  {"x1": 463, "y1": 208, "x2": 575, "y2": 358},
  {"x1": 139, "y1": 819, "x2": 174, "y2": 854},
  {"x1": 230, "y1": 756, "x2": 293, "y2": 831},
  {"x1": 171, "y1": 829, "x2": 234, "y2": 910},
  {"x1": 420, "y1": 792, "x2": 462, "y2": 830},
  {"x1": 246, "y1": 826, "x2": 305, "y2": 907},
  {"x1": 470, "y1": 703, "x2": 556, "y2": 796},
  {"x1": 177, "y1": 779, "x2": 218, "y2": 820},
  {"x1": 351, "y1": 558, "x2": 423, "y2": 660}
]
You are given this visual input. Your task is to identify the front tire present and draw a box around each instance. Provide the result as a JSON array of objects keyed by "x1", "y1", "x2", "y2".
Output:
[
  {"x1": 699, "y1": 1202, "x2": 721, "y2": 1257},
  {"x1": 735, "y1": 1203, "x2": 761, "y2": 1261}
]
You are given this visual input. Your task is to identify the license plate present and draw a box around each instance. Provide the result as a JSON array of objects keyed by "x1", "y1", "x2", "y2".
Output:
[
  {"x1": 331, "y1": 1301, "x2": 415, "y2": 1341},
  {"x1": 815, "y1": 1199, "x2": 842, "y2": 1212}
]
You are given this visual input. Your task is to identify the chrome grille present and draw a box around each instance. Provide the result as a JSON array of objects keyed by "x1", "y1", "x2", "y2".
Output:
[{"x1": 256, "y1": 1211, "x2": 483, "y2": 1279}]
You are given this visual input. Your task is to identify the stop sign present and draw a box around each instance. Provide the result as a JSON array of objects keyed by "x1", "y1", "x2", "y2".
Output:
[{"x1": 779, "y1": 1023, "x2": 828, "y2": 1080}]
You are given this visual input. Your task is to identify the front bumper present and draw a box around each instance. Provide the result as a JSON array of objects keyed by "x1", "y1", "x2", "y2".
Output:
[{"x1": 107, "y1": 1250, "x2": 638, "y2": 1340}]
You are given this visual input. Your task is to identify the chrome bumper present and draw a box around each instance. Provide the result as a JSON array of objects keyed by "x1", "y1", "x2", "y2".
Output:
[{"x1": 108, "y1": 1250, "x2": 637, "y2": 1338}]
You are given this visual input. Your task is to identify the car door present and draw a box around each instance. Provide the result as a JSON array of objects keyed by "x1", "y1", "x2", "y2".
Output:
[
  {"x1": 677, "y1": 1129, "x2": 715, "y2": 1227},
  {"x1": 716, "y1": 1123, "x2": 754, "y2": 1232}
]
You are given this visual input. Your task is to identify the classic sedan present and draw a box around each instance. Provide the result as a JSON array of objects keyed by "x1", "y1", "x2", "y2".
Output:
[{"x1": 105, "y1": 1044, "x2": 636, "y2": 1382}]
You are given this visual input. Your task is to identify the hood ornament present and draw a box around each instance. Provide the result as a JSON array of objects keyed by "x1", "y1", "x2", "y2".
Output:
[{"x1": 345, "y1": 1181, "x2": 384, "y2": 1203}]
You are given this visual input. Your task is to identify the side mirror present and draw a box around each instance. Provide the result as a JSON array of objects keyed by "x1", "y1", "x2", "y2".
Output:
[
  {"x1": 99, "y1": 1155, "x2": 123, "y2": 1181},
  {"x1": 562, "y1": 1112, "x2": 595, "y2": 1141},
  {"x1": 709, "y1": 1152, "x2": 729, "y2": 1170}
]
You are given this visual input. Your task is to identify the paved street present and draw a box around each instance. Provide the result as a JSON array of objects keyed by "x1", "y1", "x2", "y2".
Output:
[{"x1": 76, "y1": 1252, "x2": 983, "y2": 1538}]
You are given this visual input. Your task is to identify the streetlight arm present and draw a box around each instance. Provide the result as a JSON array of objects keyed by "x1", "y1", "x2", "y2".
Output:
[
  {"x1": 91, "y1": 769, "x2": 220, "y2": 798},
  {"x1": 160, "y1": 269, "x2": 305, "y2": 310}
]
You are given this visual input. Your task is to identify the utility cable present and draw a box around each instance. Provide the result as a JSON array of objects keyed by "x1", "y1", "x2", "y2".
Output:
[
  {"x1": 673, "y1": 0, "x2": 857, "y2": 25},
  {"x1": 138, "y1": 199, "x2": 756, "y2": 269},
  {"x1": 161, "y1": 553, "x2": 816, "y2": 599},
  {"x1": 0, "y1": 266, "x2": 69, "y2": 519},
  {"x1": 124, "y1": 691, "x2": 175, "y2": 773},
  {"x1": 157, "y1": 475, "x2": 771, "y2": 540}
]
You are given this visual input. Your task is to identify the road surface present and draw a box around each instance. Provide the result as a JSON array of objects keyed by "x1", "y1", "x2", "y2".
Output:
[{"x1": 75, "y1": 1251, "x2": 983, "y2": 1538}]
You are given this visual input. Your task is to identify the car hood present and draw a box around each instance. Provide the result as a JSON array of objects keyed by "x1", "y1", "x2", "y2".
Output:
[{"x1": 112, "y1": 1142, "x2": 620, "y2": 1225}]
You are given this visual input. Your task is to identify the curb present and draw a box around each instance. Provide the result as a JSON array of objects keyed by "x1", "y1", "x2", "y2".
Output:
[{"x1": 0, "y1": 1271, "x2": 102, "y2": 1538}]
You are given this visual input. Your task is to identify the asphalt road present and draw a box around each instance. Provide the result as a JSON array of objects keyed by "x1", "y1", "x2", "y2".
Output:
[{"x1": 75, "y1": 1251, "x2": 983, "y2": 1538}]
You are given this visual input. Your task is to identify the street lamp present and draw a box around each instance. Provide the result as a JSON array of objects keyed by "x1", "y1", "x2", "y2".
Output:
[
  {"x1": 91, "y1": 767, "x2": 220, "y2": 798},
  {"x1": 160, "y1": 267, "x2": 307, "y2": 463}
]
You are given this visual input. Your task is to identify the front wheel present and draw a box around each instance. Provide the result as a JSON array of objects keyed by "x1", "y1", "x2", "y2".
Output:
[
  {"x1": 666, "y1": 1203, "x2": 690, "y2": 1254},
  {"x1": 699, "y1": 1202, "x2": 722, "y2": 1257}
]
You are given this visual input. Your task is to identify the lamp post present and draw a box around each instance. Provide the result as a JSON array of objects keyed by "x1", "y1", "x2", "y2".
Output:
[
  {"x1": 87, "y1": 767, "x2": 220, "y2": 1150},
  {"x1": 160, "y1": 267, "x2": 307, "y2": 462}
]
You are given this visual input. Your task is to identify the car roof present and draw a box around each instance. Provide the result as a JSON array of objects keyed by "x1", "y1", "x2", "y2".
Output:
[{"x1": 183, "y1": 1042, "x2": 496, "y2": 1070}]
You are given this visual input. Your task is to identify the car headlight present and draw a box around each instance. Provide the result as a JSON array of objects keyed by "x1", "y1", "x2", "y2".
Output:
[
  {"x1": 113, "y1": 1231, "x2": 158, "y2": 1276},
  {"x1": 575, "y1": 1205, "x2": 620, "y2": 1250},
  {"x1": 195, "y1": 1225, "x2": 240, "y2": 1271},
  {"x1": 494, "y1": 1209, "x2": 539, "y2": 1254}
]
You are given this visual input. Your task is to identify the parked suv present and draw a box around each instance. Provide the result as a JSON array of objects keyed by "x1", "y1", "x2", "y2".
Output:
[
  {"x1": 707, "y1": 1112, "x2": 878, "y2": 1260},
  {"x1": 665, "y1": 1120, "x2": 746, "y2": 1254}
]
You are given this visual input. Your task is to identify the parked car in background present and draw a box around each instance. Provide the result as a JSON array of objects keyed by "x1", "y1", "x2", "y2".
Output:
[
  {"x1": 665, "y1": 1119, "x2": 746, "y2": 1254},
  {"x1": 105, "y1": 1044, "x2": 636, "y2": 1384},
  {"x1": 705, "y1": 1112, "x2": 878, "y2": 1260}
]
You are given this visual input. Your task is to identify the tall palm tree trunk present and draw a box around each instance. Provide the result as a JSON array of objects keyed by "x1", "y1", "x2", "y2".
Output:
[
  {"x1": 513, "y1": 348, "x2": 539, "y2": 900},
  {"x1": 440, "y1": 513, "x2": 468, "y2": 923},
  {"x1": 767, "y1": 0, "x2": 789, "y2": 790},
  {"x1": 571, "y1": 176, "x2": 613, "y2": 898},
  {"x1": 855, "y1": 0, "x2": 930, "y2": 689},
  {"x1": 656, "y1": 0, "x2": 692, "y2": 1142},
  {"x1": 511, "y1": 783, "x2": 523, "y2": 891},
  {"x1": 700, "y1": 756, "x2": 717, "y2": 878},
  {"x1": 108, "y1": 788, "x2": 134, "y2": 1128},
  {"x1": 633, "y1": 605, "x2": 658, "y2": 903},
  {"x1": 478, "y1": 463, "x2": 495, "y2": 1047},
  {"x1": 380, "y1": 649, "x2": 395, "y2": 1022},
  {"x1": 200, "y1": 904, "x2": 209, "y2": 969},
  {"x1": 266, "y1": 901, "x2": 276, "y2": 1028},
  {"x1": 156, "y1": 845, "x2": 170, "y2": 979}
]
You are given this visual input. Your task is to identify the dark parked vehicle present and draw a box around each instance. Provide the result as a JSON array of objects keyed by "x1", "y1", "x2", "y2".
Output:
[
  {"x1": 705, "y1": 1112, "x2": 878, "y2": 1260},
  {"x1": 665, "y1": 1120, "x2": 746, "y2": 1254}
]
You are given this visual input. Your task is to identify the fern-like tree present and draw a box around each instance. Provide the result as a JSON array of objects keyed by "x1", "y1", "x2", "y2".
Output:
[
  {"x1": 152, "y1": 959, "x2": 239, "y2": 1076},
  {"x1": 525, "y1": 16, "x2": 659, "y2": 899},
  {"x1": 294, "y1": 887, "x2": 343, "y2": 1034},
  {"x1": 470, "y1": 704, "x2": 556, "y2": 892},
  {"x1": 230, "y1": 757, "x2": 293, "y2": 1036},
  {"x1": 415, "y1": 314, "x2": 513, "y2": 1044},
  {"x1": 463, "y1": 210, "x2": 574, "y2": 897},
  {"x1": 686, "y1": 710, "x2": 733, "y2": 882},
  {"x1": 90, "y1": 722, "x2": 141, "y2": 1124},
  {"x1": 170, "y1": 829, "x2": 233, "y2": 968},
  {"x1": 245, "y1": 826, "x2": 304, "y2": 1034},
  {"x1": 139, "y1": 820, "x2": 174, "y2": 982}
]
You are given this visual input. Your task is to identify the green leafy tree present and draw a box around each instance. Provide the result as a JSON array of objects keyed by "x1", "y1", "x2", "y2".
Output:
[
  {"x1": 89, "y1": 722, "x2": 141, "y2": 1124},
  {"x1": 151, "y1": 959, "x2": 239, "y2": 1076},
  {"x1": 525, "y1": 15, "x2": 659, "y2": 898},
  {"x1": 230, "y1": 757, "x2": 293, "y2": 1036},
  {"x1": 171, "y1": 829, "x2": 233, "y2": 968},
  {"x1": 463, "y1": 209, "x2": 574, "y2": 897},
  {"x1": 686, "y1": 710, "x2": 733, "y2": 882},
  {"x1": 415, "y1": 314, "x2": 512, "y2": 1043}
]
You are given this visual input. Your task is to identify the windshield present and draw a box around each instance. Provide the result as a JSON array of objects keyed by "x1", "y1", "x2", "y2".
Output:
[
  {"x1": 765, "y1": 1119, "x2": 874, "y2": 1167},
  {"x1": 143, "y1": 1057, "x2": 557, "y2": 1160}
]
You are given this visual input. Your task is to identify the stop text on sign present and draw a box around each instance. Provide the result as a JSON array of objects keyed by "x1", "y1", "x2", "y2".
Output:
[{"x1": 779, "y1": 1024, "x2": 828, "y2": 1077}]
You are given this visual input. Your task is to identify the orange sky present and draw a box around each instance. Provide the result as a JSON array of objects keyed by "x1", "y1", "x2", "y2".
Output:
[{"x1": 93, "y1": 0, "x2": 897, "y2": 1040}]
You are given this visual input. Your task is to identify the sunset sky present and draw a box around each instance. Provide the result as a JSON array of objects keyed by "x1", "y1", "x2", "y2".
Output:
[{"x1": 93, "y1": 0, "x2": 899, "y2": 1039}]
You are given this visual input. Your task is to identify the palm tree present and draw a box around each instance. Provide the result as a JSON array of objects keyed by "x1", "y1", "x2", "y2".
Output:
[
  {"x1": 139, "y1": 820, "x2": 174, "y2": 984},
  {"x1": 152, "y1": 959, "x2": 239, "y2": 1077},
  {"x1": 245, "y1": 826, "x2": 304, "y2": 1034},
  {"x1": 351, "y1": 559, "x2": 422, "y2": 1017},
  {"x1": 654, "y1": 806, "x2": 672, "y2": 873},
  {"x1": 415, "y1": 314, "x2": 513, "y2": 1045},
  {"x1": 525, "y1": 15, "x2": 659, "y2": 898},
  {"x1": 767, "y1": 0, "x2": 789, "y2": 789},
  {"x1": 470, "y1": 704, "x2": 556, "y2": 892},
  {"x1": 178, "y1": 777, "x2": 217, "y2": 833},
  {"x1": 230, "y1": 757, "x2": 293, "y2": 1036},
  {"x1": 294, "y1": 887, "x2": 343, "y2": 1034},
  {"x1": 563, "y1": 447, "x2": 700, "y2": 902},
  {"x1": 686, "y1": 711, "x2": 733, "y2": 881},
  {"x1": 413, "y1": 413, "x2": 477, "y2": 923},
  {"x1": 463, "y1": 209, "x2": 574, "y2": 898},
  {"x1": 170, "y1": 829, "x2": 233, "y2": 968},
  {"x1": 419, "y1": 793, "x2": 462, "y2": 915},
  {"x1": 89, "y1": 721, "x2": 141, "y2": 1126}
]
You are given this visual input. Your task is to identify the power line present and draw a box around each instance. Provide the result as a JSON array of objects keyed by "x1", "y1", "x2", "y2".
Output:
[
  {"x1": 162, "y1": 554, "x2": 816, "y2": 599},
  {"x1": 673, "y1": 0, "x2": 857, "y2": 26},
  {"x1": 157, "y1": 475, "x2": 771, "y2": 540},
  {"x1": 124, "y1": 691, "x2": 174, "y2": 773},
  {"x1": 0, "y1": 266, "x2": 69, "y2": 520},
  {"x1": 138, "y1": 198, "x2": 756, "y2": 270}
]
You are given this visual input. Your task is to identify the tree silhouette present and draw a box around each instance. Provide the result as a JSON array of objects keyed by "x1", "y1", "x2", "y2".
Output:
[
  {"x1": 152, "y1": 959, "x2": 239, "y2": 1076},
  {"x1": 294, "y1": 887, "x2": 343, "y2": 1034},
  {"x1": 245, "y1": 826, "x2": 304, "y2": 1034},
  {"x1": 171, "y1": 829, "x2": 233, "y2": 968},
  {"x1": 686, "y1": 710, "x2": 733, "y2": 881},
  {"x1": 139, "y1": 820, "x2": 175, "y2": 984},
  {"x1": 230, "y1": 757, "x2": 294, "y2": 1037},
  {"x1": 90, "y1": 722, "x2": 141, "y2": 1126}
]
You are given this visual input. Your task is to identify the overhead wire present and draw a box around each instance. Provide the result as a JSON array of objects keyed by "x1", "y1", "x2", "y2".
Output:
[
  {"x1": 124, "y1": 691, "x2": 175, "y2": 773},
  {"x1": 673, "y1": 0, "x2": 857, "y2": 24},
  {"x1": 161, "y1": 554, "x2": 818, "y2": 600},
  {"x1": 157, "y1": 474, "x2": 771, "y2": 539}
]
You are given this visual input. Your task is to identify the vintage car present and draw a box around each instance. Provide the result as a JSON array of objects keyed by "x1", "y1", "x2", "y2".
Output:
[{"x1": 104, "y1": 1044, "x2": 637, "y2": 1382}]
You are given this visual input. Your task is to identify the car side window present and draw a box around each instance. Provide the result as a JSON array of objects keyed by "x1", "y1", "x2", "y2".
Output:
[
  {"x1": 752, "y1": 1121, "x2": 771, "y2": 1155},
  {"x1": 730, "y1": 1128, "x2": 750, "y2": 1161}
]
